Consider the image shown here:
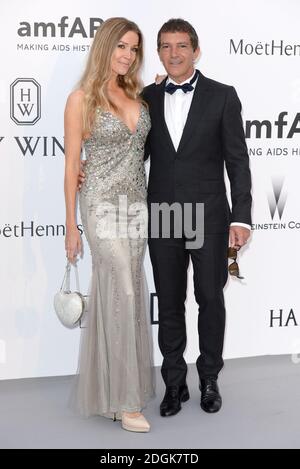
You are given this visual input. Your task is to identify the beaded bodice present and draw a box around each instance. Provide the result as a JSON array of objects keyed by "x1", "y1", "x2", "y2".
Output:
[{"x1": 80, "y1": 105, "x2": 151, "y2": 204}]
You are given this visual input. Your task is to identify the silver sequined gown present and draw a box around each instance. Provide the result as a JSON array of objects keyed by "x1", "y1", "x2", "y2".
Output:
[{"x1": 70, "y1": 105, "x2": 154, "y2": 419}]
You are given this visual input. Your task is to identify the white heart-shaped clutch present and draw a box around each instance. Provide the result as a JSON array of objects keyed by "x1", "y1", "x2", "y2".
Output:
[{"x1": 54, "y1": 291, "x2": 84, "y2": 329}]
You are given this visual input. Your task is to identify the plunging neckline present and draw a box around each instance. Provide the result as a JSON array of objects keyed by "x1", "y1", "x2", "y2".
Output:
[{"x1": 104, "y1": 104, "x2": 143, "y2": 135}]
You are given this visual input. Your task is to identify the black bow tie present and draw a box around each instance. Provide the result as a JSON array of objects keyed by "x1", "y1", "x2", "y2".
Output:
[{"x1": 165, "y1": 70, "x2": 199, "y2": 95}]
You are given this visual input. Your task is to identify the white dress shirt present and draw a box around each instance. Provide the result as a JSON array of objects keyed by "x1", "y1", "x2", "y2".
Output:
[{"x1": 164, "y1": 71, "x2": 251, "y2": 231}]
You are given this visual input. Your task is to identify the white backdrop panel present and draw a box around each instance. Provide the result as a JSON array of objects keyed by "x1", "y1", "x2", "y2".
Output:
[{"x1": 1, "y1": 0, "x2": 299, "y2": 379}]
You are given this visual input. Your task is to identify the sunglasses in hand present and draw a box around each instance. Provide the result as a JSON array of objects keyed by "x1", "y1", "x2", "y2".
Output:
[{"x1": 228, "y1": 246, "x2": 244, "y2": 279}]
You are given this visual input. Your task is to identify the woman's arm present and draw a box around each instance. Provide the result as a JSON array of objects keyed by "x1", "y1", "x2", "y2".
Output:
[{"x1": 64, "y1": 90, "x2": 84, "y2": 262}]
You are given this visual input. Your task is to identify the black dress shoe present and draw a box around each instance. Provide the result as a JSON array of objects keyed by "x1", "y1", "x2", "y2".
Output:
[
  {"x1": 200, "y1": 378, "x2": 222, "y2": 413},
  {"x1": 160, "y1": 384, "x2": 190, "y2": 417}
]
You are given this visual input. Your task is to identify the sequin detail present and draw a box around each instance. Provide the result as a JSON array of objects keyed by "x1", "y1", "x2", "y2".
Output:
[{"x1": 80, "y1": 105, "x2": 150, "y2": 205}]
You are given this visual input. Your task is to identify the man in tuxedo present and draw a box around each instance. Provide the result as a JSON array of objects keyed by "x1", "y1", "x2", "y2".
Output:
[
  {"x1": 142, "y1": 18, "x2": 251, "y2": 417},
  {"x1": 78, "y1": 18, "x2": 252, "y2": 417}
]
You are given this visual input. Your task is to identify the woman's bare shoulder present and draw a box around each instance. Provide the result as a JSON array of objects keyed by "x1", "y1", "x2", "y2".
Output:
[{"x1": 66, "y1": 89, "x2": 85, "y2": 109}]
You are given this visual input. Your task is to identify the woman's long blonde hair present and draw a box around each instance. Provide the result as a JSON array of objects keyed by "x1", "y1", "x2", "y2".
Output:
[{"x1": 78, "y1": 17, "x2": 145, "y2": 137}]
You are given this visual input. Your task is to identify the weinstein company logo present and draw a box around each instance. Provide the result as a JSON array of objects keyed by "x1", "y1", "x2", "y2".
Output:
[
  {"x1": 230, "y1": 39, "x2": 300, "y2": 56},
  {"x1": 268, "y1": 178, "x2": 287, "y2": 221},
  {"x1": 252, "y1": 178, "x2": 300, "y2": 231}
]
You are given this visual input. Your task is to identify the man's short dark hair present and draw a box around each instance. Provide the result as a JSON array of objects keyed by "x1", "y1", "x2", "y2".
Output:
[{"x1": 157, "y1": 18, "x2": 199, "y2": 51}]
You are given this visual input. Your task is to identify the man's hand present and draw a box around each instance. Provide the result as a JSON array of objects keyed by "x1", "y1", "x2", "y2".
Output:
[
  {"x1": 155, "y1": 73, "x2": 167, "y2": 85},
  {"x1": 229, "y1": 226, "x2": 250, "y2": 249},
  {"x1": 77, "y1": 159, "x2": 86, "y2": 191}
]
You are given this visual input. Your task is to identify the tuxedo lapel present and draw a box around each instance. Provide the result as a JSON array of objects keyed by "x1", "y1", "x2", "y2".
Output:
[
  {"x1": 153, "y1": 72, "x2": 210, "y2": 156},
  {"x1": 156, "y1": 78, "x2": 177, "y2": 154},
  {"x1": 176, "y1": 72, "x2": 210, "y2": 155}
]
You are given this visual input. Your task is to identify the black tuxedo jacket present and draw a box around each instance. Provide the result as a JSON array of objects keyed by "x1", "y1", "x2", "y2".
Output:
[{"x1": 142, "y1": 71, "x2": 252, "y2": 234}]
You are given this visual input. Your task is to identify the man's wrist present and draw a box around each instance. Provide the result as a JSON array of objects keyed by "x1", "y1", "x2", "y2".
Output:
[{"x1": 230, "y1": 222, "x2": 251, "y2": 231}]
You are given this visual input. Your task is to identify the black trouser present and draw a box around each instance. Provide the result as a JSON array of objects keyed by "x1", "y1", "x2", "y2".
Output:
[{"x1": 148, "y1": 232, "x2": 228, "y2": 387}]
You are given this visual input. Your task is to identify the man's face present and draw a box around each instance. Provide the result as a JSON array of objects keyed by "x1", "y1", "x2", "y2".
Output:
[{"x1": 158, "y1": 32, "x2": 200, "y2": 83}]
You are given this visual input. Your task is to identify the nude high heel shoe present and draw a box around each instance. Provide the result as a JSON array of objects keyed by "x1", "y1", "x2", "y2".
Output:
[{"x1": 121, "y1": 412, "x2": 150, "y2": 433}]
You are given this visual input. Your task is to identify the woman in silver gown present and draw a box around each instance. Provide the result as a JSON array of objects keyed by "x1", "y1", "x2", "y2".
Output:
[{"x1": 64, "y1": 18, "x2": 154, "y2": 433}]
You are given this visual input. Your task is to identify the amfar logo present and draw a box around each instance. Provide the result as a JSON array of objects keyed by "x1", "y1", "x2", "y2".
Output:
[
  {"x1": 17, "y1": 16, "x2": 103, "y2": 38},
  {"x1": 268, "y1": 178, "x2": 287, "y2": 221},
  {"x1": 10, "y1": 78, "x2": 41, "y2": 125},
  {"x1": 245, "y1": 112, "x2": 300, "y2": 139}
]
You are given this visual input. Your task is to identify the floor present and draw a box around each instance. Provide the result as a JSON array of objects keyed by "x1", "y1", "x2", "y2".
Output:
[{"x1": 0, "y1": 355, "x2": 299, "y2": 449}]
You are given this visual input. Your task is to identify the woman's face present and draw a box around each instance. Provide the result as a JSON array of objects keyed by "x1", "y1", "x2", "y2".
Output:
[{"x1": 111, "y1": 30, "x2": 140, "y2": 76}]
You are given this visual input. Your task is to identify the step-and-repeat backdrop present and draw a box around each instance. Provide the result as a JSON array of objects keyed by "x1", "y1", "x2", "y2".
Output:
[{"x1": 1, "y1": 0, "x2": 300, "y2": 379}]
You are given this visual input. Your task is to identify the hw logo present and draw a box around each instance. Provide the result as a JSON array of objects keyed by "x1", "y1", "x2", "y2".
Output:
[
  {"x1": 268, "y1": 178, "x2": 287, "y2": 220},
  {"x1": 10, "y1": 78, "x2": 41, "y2": 125}
]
